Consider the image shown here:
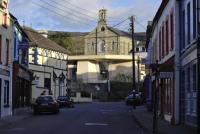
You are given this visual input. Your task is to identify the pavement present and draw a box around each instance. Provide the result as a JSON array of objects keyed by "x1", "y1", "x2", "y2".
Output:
[
  {"x1": 0, "y1": 107, "x2": 33, "y2": 129},
  {"x1": 132, "y1": 105, "x2": 196, "y2": 134}
]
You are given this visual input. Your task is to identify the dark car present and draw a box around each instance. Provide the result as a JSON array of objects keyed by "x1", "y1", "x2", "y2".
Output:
[
  {"x1": 125, "y1": 92, "x2": 142, "y2": 106},
  {"x1": 33, "y1": 95, "x2": 59, "y2": 115},
  {"x1": 57, "y1": 96, "x2": 74, "y2": 108}
]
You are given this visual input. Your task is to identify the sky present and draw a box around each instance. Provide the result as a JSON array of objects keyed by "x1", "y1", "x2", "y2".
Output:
[{"x1": 9, "y1": 0, "x2": 162, "y2": 32}]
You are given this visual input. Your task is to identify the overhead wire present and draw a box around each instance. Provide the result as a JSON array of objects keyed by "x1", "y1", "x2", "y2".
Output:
[
  {"x1": 31, "y1": 1, "x2": 95, "y2": 28},
  {"x1": 39, "y1": 0, "x2": 97, "y2": 25},
  {"x1": 42, "y1": 0, "x2": 97, "y2": 22}
]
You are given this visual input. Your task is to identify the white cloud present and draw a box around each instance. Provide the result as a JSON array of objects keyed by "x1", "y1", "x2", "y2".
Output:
[{"x1": 9, "y1": 0, "x2": 161, "y2": 32}]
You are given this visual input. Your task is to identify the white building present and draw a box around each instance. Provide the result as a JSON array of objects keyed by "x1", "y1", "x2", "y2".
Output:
[{"x1": 23, "y1": 28, "x2": 68, "y2": 101}]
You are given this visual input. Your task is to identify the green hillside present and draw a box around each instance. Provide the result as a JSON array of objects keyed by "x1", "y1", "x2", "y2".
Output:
[{"x1": 48, "y1": 31, "x2": 88, "y2": 55}]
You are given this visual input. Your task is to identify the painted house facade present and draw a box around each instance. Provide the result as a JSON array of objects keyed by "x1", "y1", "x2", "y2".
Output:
[
  {"x1": 12, "y1": 17, "x2": 32, "y2": 110},
  {"x1": 179, "y1": 0, "x2": 198, "y2": 127},
  {"x1": 147, "y1": 0, "x2": 199, "y2": 128},
  {"x1": 147, "y1": 0, "x2": 180, "y2": 124},
  {"x1": 23, "y1": 28, "x2": 68, "y2": 101},
  {"x1": 0, "y1": 0, "x2": 13, "y2": 118}
]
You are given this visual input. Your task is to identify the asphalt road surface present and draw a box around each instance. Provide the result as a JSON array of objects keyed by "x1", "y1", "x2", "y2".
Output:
[{"x1": 0, "y1": 102, "x2": 147, "y2": 134}]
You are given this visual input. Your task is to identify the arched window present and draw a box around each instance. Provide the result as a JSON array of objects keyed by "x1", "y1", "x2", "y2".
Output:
[
  {"x1": 91, "y1": 42, "x2": 94, "y2": 53},
  {"x1": 112, "y1": 41, "x2": 115, "y2": 51},
  {"x1": 97, "y1": 39, "x2": 106, "y2": 53},
  {"x1": 101, "y1": 40, "x2": 105, "y2": 52},
  {"x1": 101, "y1": 26, "x2": 105, "y2": 31}
]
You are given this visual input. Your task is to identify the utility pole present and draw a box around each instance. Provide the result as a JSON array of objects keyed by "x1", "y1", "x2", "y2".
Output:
[
  {"x1": 197, "y1": 0, "x2": 200, "y2": 133},
  {"x1": 137, "y1": 56, "x2": 140, "y2": 92},
  {"x1": 130, "y1": 16, "x2": 136, "y2": 92}
]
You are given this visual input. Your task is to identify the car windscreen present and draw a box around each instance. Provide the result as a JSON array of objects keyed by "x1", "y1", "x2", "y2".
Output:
[{"x1": 36, "y1": 96, "x2": 54, "y2": 103}]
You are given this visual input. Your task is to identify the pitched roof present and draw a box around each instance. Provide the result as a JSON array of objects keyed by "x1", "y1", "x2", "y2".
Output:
[
  {"x1": 107, "y1": 27, "x2": 131, "y2": 38},
  {"x1": 107, "y1": 27, "x2": 146, "y2": 41},
  {"x1": 23, "y1": 27, "x2": 68, "y2": 54}
]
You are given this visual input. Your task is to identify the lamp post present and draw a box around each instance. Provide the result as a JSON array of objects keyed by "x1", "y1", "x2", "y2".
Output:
[{"x1": 151, "y1": 60, "x2": 159, "y2": 134}]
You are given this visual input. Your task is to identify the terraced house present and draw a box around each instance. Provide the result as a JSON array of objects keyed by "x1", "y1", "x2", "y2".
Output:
[
  {"x1": 23, "y1": 28, "x2": 68, "y2": 102},
  {"x1": 146, "y1": 0, "x2": 199, "y2": 128},
  {"x1": 0, "y1": 0, "x2": 13, "y2": 118}
]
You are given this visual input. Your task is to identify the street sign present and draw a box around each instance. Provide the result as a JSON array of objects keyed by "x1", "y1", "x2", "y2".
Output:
[{"x1": 159, "y1": 72, "x2": 173, "y2": 78}]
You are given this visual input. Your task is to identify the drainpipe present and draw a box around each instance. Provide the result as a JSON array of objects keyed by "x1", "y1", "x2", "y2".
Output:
[
  {"x1": 173, "y1": 0, "x2": 181, "y2": 125},
  {"x1": 197, "y1": 0, "x2": 200, "y2": 133}
]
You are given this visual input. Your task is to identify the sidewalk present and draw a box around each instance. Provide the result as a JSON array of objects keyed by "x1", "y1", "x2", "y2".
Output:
[
  {"x1": 132, "y1": 106, "x2": 196, "y2": 134},
  {"x1": 0, "y1": 107, "x2": 33, "y2": 129}
]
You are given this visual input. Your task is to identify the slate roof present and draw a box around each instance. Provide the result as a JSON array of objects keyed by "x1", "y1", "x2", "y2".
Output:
[
  {"x1": 107, "y1": 27, "x2": 131, "y2": 38},
  {"x1": 107, "y1": 27, "x2": 146, "y2": 41},
  {"x1": 23, "y1": 27, "x2": 68, "y2": 54}
]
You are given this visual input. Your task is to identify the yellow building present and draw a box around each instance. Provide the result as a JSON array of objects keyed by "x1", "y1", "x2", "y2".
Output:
[{"x1": 68, "y1": 9, "x2": 147, "y2": 99}]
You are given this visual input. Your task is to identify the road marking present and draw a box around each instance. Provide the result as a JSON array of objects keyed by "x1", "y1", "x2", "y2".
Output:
[
  {"x1": 85, "y1": 123, "x2": 109, "y2": 126},
  {"x1": 9, "y1": 128, "x2": 25, "y2": 131},
  {"x1": 99, "y1": 109, "x2": 113, "y2": 112}
]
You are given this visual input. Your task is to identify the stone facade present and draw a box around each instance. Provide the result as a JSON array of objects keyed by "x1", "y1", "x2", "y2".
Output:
[{"x1": 68, "y1": 9, "x2": 147, "y2": 99}]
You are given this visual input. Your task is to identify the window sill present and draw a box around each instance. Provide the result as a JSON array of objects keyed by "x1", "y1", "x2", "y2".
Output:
[{"x1": 3, "y1": 104, "x2": 10, "y2": 108}]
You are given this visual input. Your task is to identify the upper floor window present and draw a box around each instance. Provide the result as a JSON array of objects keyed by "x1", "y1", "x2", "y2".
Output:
[
  {"x1": 166, "y1": 19, "x2": 169, "y2": 54},
  {"x1": 2, "y1": 13, "x2": 8, "y2": 28},
  {"x1": 182, "y1": 10, "x2": 186, "y2": 50},
  {"x1": 187, "y1": 2, "x2": 191, "y2": 45},
  {"x1": 193, "y1": 0, "x2": 197, "y2": 39},
  {"x1": 98, "y1": 40, "x2": 106, "y2": 53},
  {"x1": 5, "y1": 39, "x2": 9, "y2": 65},
  {"x1": 91, "y1": 42, "x2": 94, "y2": 53},
  {"x1": 159, "y1": 30, "x2": 161, "y2": 60},
  {"x1": 101, "y1": 26, "x2": 105, "y2": 32},
  {"x1": 112, "y1": 41, "x2": 115, "y2": 51},
  {"x1": 170, "y1": 11, "x2": 174, "y2": 50},
  {"x1": 162, "y1": 25, "x2": 164, "y2": 57}
]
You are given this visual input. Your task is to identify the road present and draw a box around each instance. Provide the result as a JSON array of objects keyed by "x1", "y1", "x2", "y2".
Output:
[{"x1": 0, "y1": 102, "x2": 147, "y2": 134}]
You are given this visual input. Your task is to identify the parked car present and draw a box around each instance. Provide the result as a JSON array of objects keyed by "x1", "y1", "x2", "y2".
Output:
[
  {"x1": 57, "y1": 96, "x2": 74, "y2": 108},
  {"x1": 33, "y1": 95, "x2": 59, "y2": 115},
  {"x1": 125, "y1": 92, "x2": 142, "y2": 106}
]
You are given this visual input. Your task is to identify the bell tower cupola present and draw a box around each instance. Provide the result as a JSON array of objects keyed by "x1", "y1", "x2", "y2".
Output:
[{"x1": 98, "y1": 9, "x2": 108, "y2": 27}]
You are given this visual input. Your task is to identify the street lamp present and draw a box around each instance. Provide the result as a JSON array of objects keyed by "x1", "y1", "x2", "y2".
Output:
[{"x1": 150, "y1": 60, "x2": 159, "y2": 134}]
